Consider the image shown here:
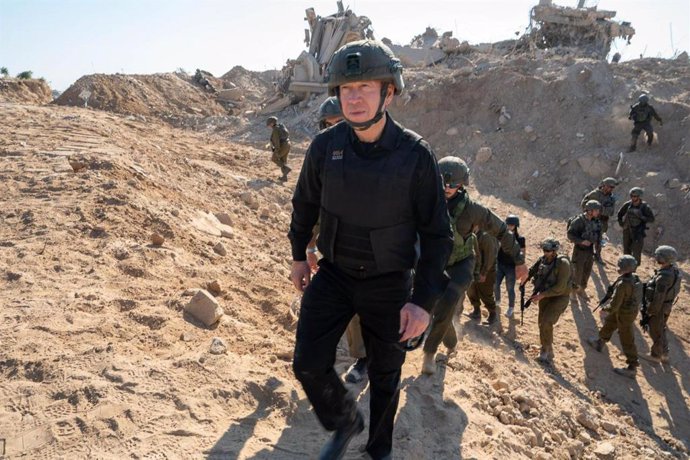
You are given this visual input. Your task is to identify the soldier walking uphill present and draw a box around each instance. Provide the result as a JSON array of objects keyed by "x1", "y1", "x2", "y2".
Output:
[
  {"x1": 617, "y1": 187, "x2": 655, "y2": 265},
  {"x1": 640, "y1": 246, "x2": 681, "y2": 364},
  {"x1": 628, "y1": 93, "x2": 663, "y2": 152},
  {"x1": 266, "y1": 116, "x2": 292, "y2": 181},
  {"x1": 467, "y1": 227, "x2": 499, "y2": 324},
  {"x1": 421, "y1": 157, "x2": 526, "y2": 375},
  {"x1": 289, "y1": 40, "x2": 452, "y2": 460},
  {"x1": 567, "y1": 200, "x2": 602, "y2": 295},
  {"x1": 495, "y1": 214, "x2": 525, "y2": 318},
  {"x1": 587, "y1": 255, "x2": 643, "y2": 378},
  {"x1": 523, "y1": 239, "x2": 572, "y2": 364},
  {"x1": 581, "y1": 177, "x2": 619, "y2": 262}
]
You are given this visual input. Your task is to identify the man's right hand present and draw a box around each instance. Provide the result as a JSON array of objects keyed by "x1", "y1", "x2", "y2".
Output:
[{"x1": 290, "y1": 261, "x2": 312, "y2": 292}]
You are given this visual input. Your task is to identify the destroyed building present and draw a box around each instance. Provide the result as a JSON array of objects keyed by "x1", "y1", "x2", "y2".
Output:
[{"x1": 528, "y1": 0, "x2": 635, "y2": 58}]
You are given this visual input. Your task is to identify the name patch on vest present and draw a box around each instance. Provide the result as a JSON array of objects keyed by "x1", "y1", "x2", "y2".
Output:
[{"x1": 332, "y1": 150, "x2": 343, "y2": 160}]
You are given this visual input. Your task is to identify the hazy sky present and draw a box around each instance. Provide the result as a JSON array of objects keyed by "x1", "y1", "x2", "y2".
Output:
[{"x1": 1, "y1": 0, "x2": 688, "y2": 91}]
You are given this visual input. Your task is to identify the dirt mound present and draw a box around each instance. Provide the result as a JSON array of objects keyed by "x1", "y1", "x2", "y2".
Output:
[
  {"x1": 54, "y1": 72, "x2": 228, "y2": 120},
  {"x1": 0, "y1": 78, "x2": 53, "y2": 104},
  {"x1": 221, "y1": 66, "x2": 279, "y2": 105}
]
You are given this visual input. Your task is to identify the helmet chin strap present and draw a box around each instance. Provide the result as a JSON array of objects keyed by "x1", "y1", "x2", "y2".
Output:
[{"x1": 337, "y1": 83, "x2": 389, "y2": 132}]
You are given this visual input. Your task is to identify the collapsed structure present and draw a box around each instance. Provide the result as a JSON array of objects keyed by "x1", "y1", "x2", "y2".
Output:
[{"x1": 528, "y1": 0, "x2": 635, "y2": 59}]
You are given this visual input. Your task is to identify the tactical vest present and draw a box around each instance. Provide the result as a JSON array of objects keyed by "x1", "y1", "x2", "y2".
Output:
[
  {"x1": 630, "y1": 103, "x2": 653, "y2": 123},
  {"x1": 447, "y1": 192, "x2": 477, "y2": 267},
  {"x1": 618, "y1": 274, "x2": 643, "y2": 313},
  {"x1": 624, "y1": 202, "x2": 648, "y2": 229},
  {"x1": 317, "y1": 122, "x2": 421, "y2": 277},
  {"x1": 533, "y1": 255, "x2": 571, "y2": 292},
  {"x1": 570, "y1": 214, "x2": 601, "y2": 246},
  {"x1": 645, "y1": 266, "x2": 681, "y2": 308},
  {"x1": 277, "y1": 123, "x2": 290, "y2": 142}
]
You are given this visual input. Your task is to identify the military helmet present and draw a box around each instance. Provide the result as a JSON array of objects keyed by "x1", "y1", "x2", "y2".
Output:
[
  {"x1": 654, "y1": 245, "x2": 678, "y2": 264},
  {"x1": 319, "y1": 96, "x2": 342, "y2": 121},
  {"x1": 639, "y1": 93, "x2": 649, "y2": 104},
  {"x1": 617, "y1": 255, "x2": 638, "y2": 273},
  {"x1": 438, "y1": 156, "x2": 470, "y2": 187},
  {"x1": 506, "y1": 214, "x2": 520, "y2": 227},
  {"x1": 266, "y1": 116, "x2": 277, "y2": 126},
  {"x1": 327, "y1": 40, "x2": 404, "y2": 96},
  {"x1": 540, "y1": 238, "x2": 560, "y2": 251},
  {"x1": 601, "y1": 177, "x2": 618, "y2": 187},
  {"x1": 584, "y1": 200, "x2": 602, "y2": 211},
  {"x1": 629, "y1": 187, "x2": 644, "y2": 197}
]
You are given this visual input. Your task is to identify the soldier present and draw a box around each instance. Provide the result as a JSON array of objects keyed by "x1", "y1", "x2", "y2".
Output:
[
  {"x1": 567, "y1": 200, "x2": 602, "y2": 294},
  {"x1": 495, "y1": 214, "x2": 525, "y2": 318},
  {"x1": 289, "y1": 40, "x2": 453, "y2": 460},
  {"x1": 266, "y1": 116, "x2": 292, "y2": 181},
  {"x1": 640, "y1": 246, "x2": 681, "y2": 364},
  {"x1": 587, "y1": 255, "x2": 643, "y2": 378},
  {"x1": 581, "y1": 177, "x2": 618, "y2": 262},
  {"x1": 523, "y1": 238, "x2": 572, "y2": 364},
  {"x1": 628, "y1": 93, "x2": 663, "y2": 152},
  {"x1": 617, "y1": 187, "x2": 655, "y2": 265},
  {"x1": 319, "y1": 96, "x2": 344, "y2": 130},
  {"x1": 422, "y1": 157, "x2": 526, "y2": 375},
  {"x1": 468, "y1": 226, "x2": 499, "y2": 324}
]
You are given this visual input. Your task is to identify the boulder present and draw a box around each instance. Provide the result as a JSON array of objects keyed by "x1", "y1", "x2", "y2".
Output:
[
  {"x1": 209, "y1": 337, "x2": 227, "y2": 355},
  {"x1": 151, "y1": 233, "x2": 165, "y2": 246},
  {"x1": 593, "y1": 441, "x2": 615, "y2": 459},
  {"x1": 213, "y1": 242, "x2": 227, "y2": 256},
  {"x1": 185, "y1": 289, "x2": 223, "y2": 327},
  {"x1": 215, "y1": 212, "x2": 233, "y2": 226}
]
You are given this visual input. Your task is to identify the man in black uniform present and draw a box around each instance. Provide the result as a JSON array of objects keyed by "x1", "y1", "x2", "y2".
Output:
[
  {"x1": 628, "y1": 93, "x2": 663, "y2": 152},
  {"x1": 288, "y1": 40, "x2": 452, "y2": 460}
]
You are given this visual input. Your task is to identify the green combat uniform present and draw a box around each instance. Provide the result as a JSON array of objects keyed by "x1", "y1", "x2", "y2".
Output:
[
  {"x1": 424, "y1": 190, "x2": 523, "y2": 355},
  {"x1": 270, "y1": 122, "x2": 291, "y2": 179},
  {"x1": 598, "y1": 273, "x2": 643, "y2": 367},
  {"x1": 467, "y1": 230, "x2": 499, "y2": 319},
  {"x1": 645, "y1": 265, "x2": 681, "y2": 359},
  {"x1": 581, "y1": 185, "x2": 616, "y2": 260},
  {"x1": 567, "y1": 213, "x2": 601, "y2": 290},
  {"x1": 628, "y1": 96, "x2": 662, "y2": 152},
  {"x1": 528, "y1": 255, "x2": 572, "y2": 362},
  {"x1": 617, "y1": 199, "x2": 655, "y2": 265}
]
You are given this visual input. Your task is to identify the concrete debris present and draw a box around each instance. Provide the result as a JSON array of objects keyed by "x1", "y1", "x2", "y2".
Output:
[
  {"x1": 209, "y1": 337, "x2": 227, "y2": 355},
  {"x1": 213, "y1": 242, "x2": 227, "y2": 257},
  {"x1": 528, "y1": 1, "x2": 635, "y2": 59},
  {"x1": 207, "y1": 280, "x2": 222, "y2": 296},
  {"x1": 215, "y1": 212, "x2": 233, "y2": 226},
  {"x1": 476, "y1": 146, "x2": 493, "y2": 164},
  {"x1": 576, "y1": 408, "x2": 600, "y2": 431},
  {"x1": 185, "y1": 289, "x2": 224, "y2": 327},
  {"x1": 594, "y1": 441, "x2": 616, "y2": 459}
]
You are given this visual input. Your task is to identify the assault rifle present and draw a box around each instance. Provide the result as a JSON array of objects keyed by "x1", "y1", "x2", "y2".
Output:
[
  {"x1": 593, "y1": 282, "x2": 617, "y2": 313},
  {"x1": 639, "y1": 282, "x2": 650, "y2": 333}
]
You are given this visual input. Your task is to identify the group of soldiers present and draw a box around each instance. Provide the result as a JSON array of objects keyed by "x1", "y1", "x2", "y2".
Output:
[{"x1": 277, "y1": 39, "x2": 679, "y2": 459}]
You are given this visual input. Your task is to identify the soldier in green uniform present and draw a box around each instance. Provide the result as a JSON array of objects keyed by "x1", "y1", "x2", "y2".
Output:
[
  {"x1": 628, "y1": 93, "x2": 663, "y2": 152},
  {"x1": 524, "y1": 238, "x2": 572, "y2": 364},
  {"x1": 587, "y1": 255, "x2": 643, "y2": 378},
  {"x1": 468, "y1": 227, "x2": 499, "y2": 324},
  {"x1": 617, "y1": 187, "x2": 655, "y2": 265},
  {"x1": 567, "y1": 200, "x2": 602, "y2": 294},
  {"x1": 581, "y1": 177, "x2": 618, "y2": 262},
  {"x1": 641, "y1": 246, "x2": 681, "y2": 364},
  {"x1": 267, "y1": 116, "x2": 292, "y2": 181},
  {"x1": 422, "y1": 157, "x2": 526, "y2": 375}
]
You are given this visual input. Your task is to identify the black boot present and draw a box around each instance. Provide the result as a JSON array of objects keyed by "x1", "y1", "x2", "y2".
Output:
[
  {"x1": 319, "y1": 411, "x2": 364, "y2": 460},
  {"x1": 468, "y1": 306, "x2": 481, "y2": 320},
  {"x1": 485, "y1": 311, "x2": 497, "y2": 325}
]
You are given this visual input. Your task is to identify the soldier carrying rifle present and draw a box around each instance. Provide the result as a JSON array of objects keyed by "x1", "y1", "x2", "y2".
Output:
[
  {"x1": 587, "y1": 255, "x2": 643, "y2": 378},
  {"x1": 520, "y1": 238, "x2": 572, "y2": 365}
]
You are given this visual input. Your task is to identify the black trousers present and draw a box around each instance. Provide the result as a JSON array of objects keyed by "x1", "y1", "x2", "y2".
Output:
[{"x1": 293, "y1": 260, "x2": 410, "y2": 459}]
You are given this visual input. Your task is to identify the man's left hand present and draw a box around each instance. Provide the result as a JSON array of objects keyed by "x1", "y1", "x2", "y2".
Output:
[{"x1": 399, "y1": 302, "x2": 430, "y2": 342}]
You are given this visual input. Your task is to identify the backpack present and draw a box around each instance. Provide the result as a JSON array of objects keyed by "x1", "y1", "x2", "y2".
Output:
[
  {"x1": 277, "y1": 123, "x2": 290, "y2": 142},
  {"x1": 566, "y1": 215, "x2": 577, "y2": 232}
]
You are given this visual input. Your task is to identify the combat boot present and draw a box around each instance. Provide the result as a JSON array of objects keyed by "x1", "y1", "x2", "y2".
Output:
[
  {"x1": 318, "y1": 410, "x2": 364, "y2": 460},
  {"x1": 421, "y1": 352, "x2": 436, "y2": 375},
  {"x1": 485, "y1": 311, "x2": 498, "y2": 325},
  {"x1": 613, "y1": 364, "x2": 637, "y2": 379},
  {"x1": 628, "y1": 135, "x2": 637, "y2": 152},
  {"x1": 587, "y1": 337, "x2": 604, "y2": 352},
  {"x1": 468, "y1": 306, "x2": 481, "y2": 320},
  {"x1": 640, "y1": 353, "x2": 662, "y2": 364}
]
